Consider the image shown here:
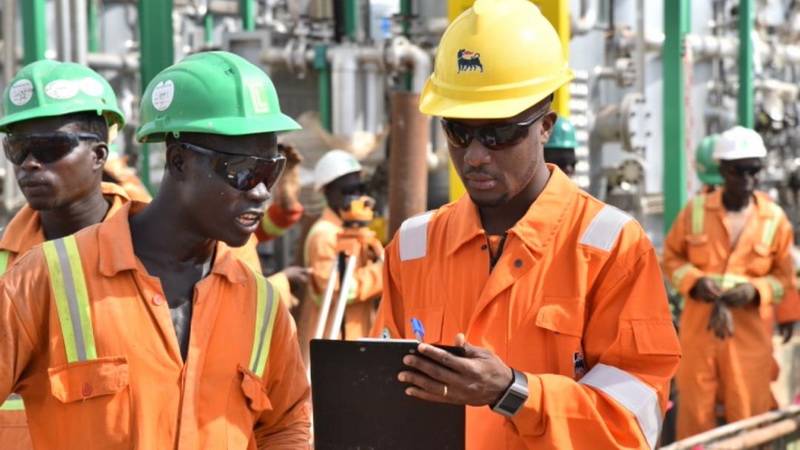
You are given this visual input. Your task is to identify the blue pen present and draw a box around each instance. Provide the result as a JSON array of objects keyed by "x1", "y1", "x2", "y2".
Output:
[{"x1": 410, "y1": 317, "x2": 425, "y2": 343}]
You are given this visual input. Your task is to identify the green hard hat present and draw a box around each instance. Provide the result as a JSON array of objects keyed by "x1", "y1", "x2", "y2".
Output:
[
  {"x1": 696, "y1": 134, "x2": 724, "y2": 186},
  {"x1": 544, "y1": 116, "x2": 577, "y2": 150},
  {"x1": 0, "y1": 60, "x2": 124, "y2": 133},
  {"x1": 136, "y1": 51, "x2": 301, "y2": 143}
]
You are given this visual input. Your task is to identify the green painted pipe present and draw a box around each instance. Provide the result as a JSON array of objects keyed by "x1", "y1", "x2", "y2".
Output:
[
  {"x1": 241, "y1": 0, "x2": 255, "y2": 31},
  {"x1": 315, "y1": 45, "x2": 332, "y2": 132},
  {"x1": 88, "y1": 0, "x2": 99, "y2": 53},
  {"x1": 344, "y1": 0, "x2": 358, "y2": 40},
  {"x1": 401, "y1": 0, "x2": 413, "y2": 91},
  {"x1": 21, "y1": 0, "x2": 46, "y2": 64},
  {"x1": 204, "y1": 13, "x2": 214, "y2": 46},
  {"x1": 138, "y1": 0, "x2": 175, "y2": 193},
  {"x1": 738, "y1": 0, "x2": 754, "y2": 128},
  {"x1": 663, "y1": 0, "x2": 690, "y2": 232}
]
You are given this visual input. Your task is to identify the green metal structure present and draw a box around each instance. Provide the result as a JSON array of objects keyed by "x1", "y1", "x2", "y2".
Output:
[
  {"x1": 88, "y1": 0, "x2": 100, "y2": 52},
  {"x1": 21, "y1": 0, "x2": 46, "y2": 64},
  {"x1": 315, "y1": 45, "x2": 332, "y2": 132},
  {"x1": 739, "y1": 0, "x2": 754, "y2": 128},
  {"x1": 241, "y1": 0, "x2": 255, "y2": 31},
  {"x1": 663, "y1": 0, "x2": 691, "y2": 233}
]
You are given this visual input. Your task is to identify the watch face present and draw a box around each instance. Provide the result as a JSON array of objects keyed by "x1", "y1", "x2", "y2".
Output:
[{"x1": 503, "y1": 390, "x2": 527, "y2": 412}]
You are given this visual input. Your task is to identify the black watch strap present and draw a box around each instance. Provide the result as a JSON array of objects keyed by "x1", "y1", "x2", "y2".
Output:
[{"x1": 491, "y1": 368, "x2": 529, "y2": 418}]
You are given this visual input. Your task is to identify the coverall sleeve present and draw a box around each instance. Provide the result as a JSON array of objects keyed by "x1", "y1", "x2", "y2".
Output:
[
  {"x1": 255, "y1": 202, "x2": 304, "y2": 243},
  {"x1": 663, "y1": 203, "x2": 706, "y2": 296},
  {"x1": 0, "y1": 251, "x2": 48, "y2": 403},
  {"x1": 510, "y1": 227, "x2": 681, "y2": 448},
  {"x1": 753, "y1": 214, "x2": 800, "y2": 322},
  {"x1": 306, "y1": 227, "x2": 383, "y2": 305},
  {"x1": 254, "y1": 299, "x2": 311, "y2": 448}
]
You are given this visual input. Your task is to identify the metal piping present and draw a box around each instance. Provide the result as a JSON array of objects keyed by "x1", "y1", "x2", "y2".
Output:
[
  {"x1": 572, "y1": 0, "x2": 597, "y2": 36},
  {"x1": 635, "y1": 0, "x2": 645, "y2": 95},
  {"x1": 56, "y1": 0, "x2": 72, "y2": 61},
  {"x1": 72, "y1": 0, "x2": 89, "y2": 65},
  {"x1": 330, "y1": 46, "x2": 364, "y2": 135},
  {"x1": 86, "y1": 52, "x2": 140, "y2": 72},
  {"x1": 21, "y1": 0, "x2": 46, "y2": 64}
]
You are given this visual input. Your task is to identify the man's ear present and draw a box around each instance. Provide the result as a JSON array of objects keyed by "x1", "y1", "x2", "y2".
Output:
[
  {"x1": 91, "y1": 142, "x2": 109, "y2": 170},
  {"x1": 166, "y1": 143, "x2": 187, "y2": 180},
  {"x1": 539, "y1": 111, "x2": 558, "y2": 143}
]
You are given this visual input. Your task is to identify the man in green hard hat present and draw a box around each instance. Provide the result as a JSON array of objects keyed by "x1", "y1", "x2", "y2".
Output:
[
  {"x1": 695, "y1": 134, "x2": 724, "y2": 194},
  {"x1": 0, "y1": 60, "x2": 132, "y2": 449},
  {"x1": 543, "y1": 115, "x2": 578, "y2": 177},
  {"x1": 0, "y1": 52, "x2": 310, "y2": 447}
]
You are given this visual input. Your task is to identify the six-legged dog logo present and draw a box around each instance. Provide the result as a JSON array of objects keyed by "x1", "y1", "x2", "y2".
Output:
[{"x1": 457, "y1": 49, "x2": 484, "y2": 73}]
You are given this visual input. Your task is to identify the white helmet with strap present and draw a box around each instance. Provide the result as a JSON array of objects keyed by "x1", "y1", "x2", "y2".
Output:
[
  {"x1": 313, "y1": 149, "x2": 362, "y2": 191},
  {"x1": 712, "y1": 126, "x2": 767, "y2": 160}
]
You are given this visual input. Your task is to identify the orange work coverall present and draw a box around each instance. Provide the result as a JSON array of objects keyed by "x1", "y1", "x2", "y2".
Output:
[
  {"x1": 372, "y1": 167, "x2": 681, "y2": 449},
  {"x1": 0, "y1": 182, "x2": 131, "y2": 449},
  {"x1": 0, "y1": 202, "x2": 310, "y2": 449},
  {"x1": 663, "y1": 190, "x2": 800, "y2": 439}
]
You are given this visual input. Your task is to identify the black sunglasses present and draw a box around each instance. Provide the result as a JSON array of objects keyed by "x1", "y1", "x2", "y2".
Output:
[
  {"x1": 441, "y1": 108, "x2": 550, "y2": 151},
  {"x1": 3, "y1": 132, "x2": 102, "y2": 165},
  {"x1": 177, "y1": 141, "x2": 286, "y2": 192},
  {"x1": 731, "y1": 165, "x2": 762, "y2": 177}
]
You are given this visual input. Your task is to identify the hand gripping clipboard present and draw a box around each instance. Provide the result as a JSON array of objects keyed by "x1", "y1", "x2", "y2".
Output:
[{"x1": 310, "y1": 339, "x2": 466, "y2": 449}]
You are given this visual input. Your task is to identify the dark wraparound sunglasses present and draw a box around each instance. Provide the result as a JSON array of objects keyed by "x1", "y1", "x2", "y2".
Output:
[
  {"x1": 441, "y1": 108, "x2": 550, "y2": 151},
  {"x1": 3, "y1": 132, "x2": 102, "y2": 165},
  {"x1": 731, "y1": 165, "x2": 762, "y2": 177},
  {"x1": 177, "y1": 141, "x2": 286, "y2": 192}
]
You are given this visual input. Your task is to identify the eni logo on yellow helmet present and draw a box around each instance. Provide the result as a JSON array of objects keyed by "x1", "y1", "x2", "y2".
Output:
[{"x1": 457, "y1": 49, "x2": 483, "y2": 73}]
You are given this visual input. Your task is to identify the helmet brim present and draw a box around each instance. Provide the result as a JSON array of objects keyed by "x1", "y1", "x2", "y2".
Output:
[
  {"x1": 0, "y1": 104, "x2": 125, "y2": 133},
  {"x1": 136, "y1": 113, "x2": 302, "y2": 143}
]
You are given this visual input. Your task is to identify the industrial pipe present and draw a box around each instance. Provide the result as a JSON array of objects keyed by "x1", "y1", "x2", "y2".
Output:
[
  {"x1": 572, "y1": 0, "x2": 597, "y2": 36},
  {"x1": 241, "y1": 0, "x2": 255, "y2": 31},
  {"x1": 86, "y1": 52, "x2": 140, "y2": 72},
  {"x1": 56, "y1": 0, "x2": 72, "y2": 62},
  {"x1": 3, "y1": 0, "x2": 18, "y2": 213},
  {"x1": 314, "y1": 44, "x2": 332, "y2": 132},
  {"x1": 738, "y1": 0, "x2": 754, "y2": 128},
  {"x1": 388, "y1": 91, "x2": 430, "y2": 238},
  {"x1": 330, "y1": 45, "x2": 362, "y2": 135},
  {"x1": 88, "y1": 0, "x2": 99, "y2": 52},
  {"x1": 72, "y1": 0, "x2": 89, "y2": 65},
  {"x1": 21, "y1": 0, "x2": 46, "y2": 64}
]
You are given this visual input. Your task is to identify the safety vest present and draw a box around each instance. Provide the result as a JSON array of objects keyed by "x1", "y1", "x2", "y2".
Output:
[
  {"x1": 398, "y1": 205, "x2": 663, "y2": 449},
  {"x1": 1, "y1": 235, "x2": 280, "y2": 411},
  {"x1": 672, "y1": 194, "x2": 785, "y2": 301}
]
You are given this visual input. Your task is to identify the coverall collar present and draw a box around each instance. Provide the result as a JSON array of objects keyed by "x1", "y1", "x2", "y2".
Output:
[
  {"x1": 705, "y1": 188, "x2": 774, "y2": 218},
  {"x1": 0, "y1": 182, "x2": 130, "y2": 255},
  {"x1": 320, "y1": 206, "x2": 344, "y2": 227},
  {"x1": 447, "y1": 164, "x2": 576, "y2": 257},
  {"x1": 98, "y1": 201, "x2": 248, "y2": 284}
]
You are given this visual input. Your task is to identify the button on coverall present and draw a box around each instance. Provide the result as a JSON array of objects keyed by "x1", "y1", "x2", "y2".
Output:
[
  {"x1": 372, "y1": 167, "x2": 681, "y2": 449},
  {"x1": 663, "y1": 190, "x2": 800, "y2": 439},
  {"x1": 0, "y1": 182, "x2": 131, "y2": 449},
  {"x1": 0, "y1": 202, "x2": 310, "y2": 449}
]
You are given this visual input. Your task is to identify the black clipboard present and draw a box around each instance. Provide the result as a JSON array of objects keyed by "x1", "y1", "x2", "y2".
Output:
[{"x1": 310, "y1": 339, "x2": 466, "y2": 450}]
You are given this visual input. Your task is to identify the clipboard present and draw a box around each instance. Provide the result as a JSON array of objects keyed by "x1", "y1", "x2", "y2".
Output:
[{"x1": 310, "y1": 339, "x2": 466, "y2": 449}]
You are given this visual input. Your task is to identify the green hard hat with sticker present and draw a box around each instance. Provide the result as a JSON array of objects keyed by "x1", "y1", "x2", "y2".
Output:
[
  {"x1": 136, "y1": 51, "x2": 301, "y2": 143},
  {"x1": 544, "y1": 116, "x2": 577, "y2": 150},
  {"x1": 696, "y1": 134, "x2": 724, "y2": 186},
  {"x1": 0, "y1": 60, "x2": 124, "y2": 133}
]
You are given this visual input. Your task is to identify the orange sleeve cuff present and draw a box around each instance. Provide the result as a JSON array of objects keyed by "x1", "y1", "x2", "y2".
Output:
[{"x1": 507, "y1": 372, "x2": 545, "y2": 437}]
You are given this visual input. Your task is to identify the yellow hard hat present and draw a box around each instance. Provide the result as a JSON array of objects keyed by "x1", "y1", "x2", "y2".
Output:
[{"x1": 420, "y1": 0, "x2": 574, "y2": 119}]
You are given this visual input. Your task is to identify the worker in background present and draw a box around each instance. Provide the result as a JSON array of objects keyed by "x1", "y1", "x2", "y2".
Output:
[
  {"x1": 663, "y1": 125, "x2": 800, "y2": 439},
  {"x1": 297, "y1": 149, "x2": 384, "y2": 364},
  {"x1": 543, "y1": 115, "x2": 577, "y2": 177},
  {"x1": 0, "y1": 60, "x2": 131, "y2": 449},
  {"x1": 371, "y1": 1, "x2": 680, "y2": 448},
  {"x1": 696, "y1": 133, "x2": 723, "y2": 195},
  {"x1": 0, "y1": 51, "x2": 309, "y2": 447}
]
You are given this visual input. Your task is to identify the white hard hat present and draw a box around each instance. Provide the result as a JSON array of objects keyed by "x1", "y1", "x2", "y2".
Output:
[
  {"x1": 712, "y1": 126, "x2": 767, "y2": 160},
  {"x1": 313, "y1": 149, "x2": 363, "y2": 191}
]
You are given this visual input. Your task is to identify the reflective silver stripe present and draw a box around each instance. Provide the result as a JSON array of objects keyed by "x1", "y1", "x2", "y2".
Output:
[
  {"x1": 579, "y1": 363, "x2": 661, "y2": 449},
  {"x1": 579, "y1": 205, "x2": 632, "y2": 252},
  {"x1": 399, "y1": 211, "x2": 434, "y2": 261},
  {"x1": 54, "y1": 238, "x2": 89, "y2": 362}
]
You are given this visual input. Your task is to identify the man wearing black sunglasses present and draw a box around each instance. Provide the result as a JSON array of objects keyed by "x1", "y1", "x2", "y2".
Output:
[
  {"x1": 0, "y1": 52, "x2": 310, "y2": 447},
  {"x1": 663, "y1": 125, "x2": 800, "y2": 439},
  {"x1": 0, "y1": 60, "x2": 132, "y2": 449},
  {"x1": 371, "y1": 0, "x2": 680, "y2": 448}
]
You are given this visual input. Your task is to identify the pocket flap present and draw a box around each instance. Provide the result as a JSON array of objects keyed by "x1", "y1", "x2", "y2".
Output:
[
  {"x1": 408, "y1": 306, "x2": 444, "y2": 343},
  {"x1": 753, "y1": 243, "x2": 771, "y2": 257},
  {"x1": 237, "y1": 365, "x2": 273, "y2": 412},
  {"x1": 686, "y1": 234, "x2": 709, "y2": 246},
  {"x1": 48, "y1": 357, "x2": 129, "y2": 403},
  {"x1": 632, "y1": 320, "x2": 681, "y2": 355},
  {"x1": 535, "y1": 297, "x2": 584, "y2": 337}
]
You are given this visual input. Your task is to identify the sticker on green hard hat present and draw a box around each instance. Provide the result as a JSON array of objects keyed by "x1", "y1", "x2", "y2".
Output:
[
  {"x1": 9, "y1": 80, "x2": 34, "y2": 106},
  {"x1": 136, "y1": 51, "x2": 301, "y2": 143}
]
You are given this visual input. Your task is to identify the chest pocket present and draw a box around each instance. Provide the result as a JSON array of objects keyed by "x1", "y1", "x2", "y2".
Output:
[
  {"x1": 534, "y1": 297, "x2": 586, "y2": 379},
  {"x1": 43, "y1": 237, "x2": 132, "y2": 447},
  {"x1": 227, "y1": 269, "x2": 279, "y2": 448},
  {"x1": 749, "y1": 204, "x2": 783, "y2": 276}
]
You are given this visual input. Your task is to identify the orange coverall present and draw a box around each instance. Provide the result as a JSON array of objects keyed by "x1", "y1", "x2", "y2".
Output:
[
  {"x1": 663, "y1": 189, "x2": 800, "y2": 439},
  {"x1": 372, "y1": 167, "x2": 681, "y2": 449},
  {"x1": 0, "y1": 182, "x2": 131, "y2": 449},
  {"x1": 0, "y1": 202, "x2": 310, "y2": 448}
]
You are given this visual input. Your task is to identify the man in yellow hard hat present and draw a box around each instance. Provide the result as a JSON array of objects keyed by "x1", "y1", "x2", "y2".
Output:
[{"x1": 371, "y1": 0, "x2": 680, "y2": 448}]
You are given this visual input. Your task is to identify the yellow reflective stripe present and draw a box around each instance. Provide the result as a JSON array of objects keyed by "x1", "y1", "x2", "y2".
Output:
[
  {"x1": 345, "y1": 277, "x2": 358, "y2": 304},
  {"x1": 707, "y1": 273, "x2": 751, "y2": 290},
  {"x1": 0, "y1": 250, "x2": 9, "y2": 276},
  {"x1": 672, "y1": 263, "x2": 694, "y2": 289},
  {"x1": 248, "y1": 268, "x2": 279, "y2": 376},
  {"x1": 762, "y1": 204, "x2": 782, "y2": 247},
  {"x1": 0, "y1": 394, "x2": 24, "y2": 411},
  {"x1": 260, "y1": 213, "x2": 288, "y2": 238},
  {"x1": 766, "y1": 276, "x2": 785, "y2": 304},
  {"x1": 43, "y1": 237, "x2": 96, "y2": 362},
  {"x1": 692, "y1": 195, "x2": 706, "y2": 235}
]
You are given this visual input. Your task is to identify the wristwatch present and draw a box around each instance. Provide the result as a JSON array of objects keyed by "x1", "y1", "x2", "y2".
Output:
[{"x1": 491, "y1": 368, "x2": 529, "y2": 418}]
